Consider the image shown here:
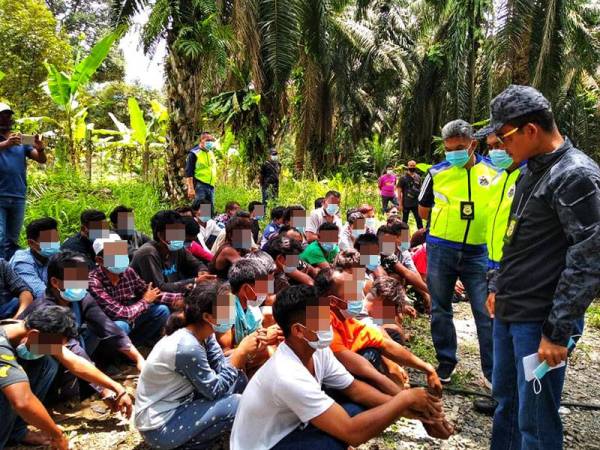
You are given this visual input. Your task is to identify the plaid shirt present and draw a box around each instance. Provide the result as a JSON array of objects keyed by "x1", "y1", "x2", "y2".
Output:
[
  {"x1": 0, "y1": 259, "x2": 31, "y2": 306},
  {"x1": 89, "y1": 266, "x2": 182, "y2": 323}
]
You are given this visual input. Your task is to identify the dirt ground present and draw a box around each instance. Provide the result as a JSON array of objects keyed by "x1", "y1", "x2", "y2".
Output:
[{"x1": 8, "y1": 301, "x2": 600, "y2": 450}]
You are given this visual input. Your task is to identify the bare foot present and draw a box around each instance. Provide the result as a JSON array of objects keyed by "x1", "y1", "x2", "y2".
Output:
[
  {"x1": 423, "y1": 419, "x2": 455, "y2": 439},
  {"x1": 21, "y1": 429, "x2": 52, "y2": 446}
]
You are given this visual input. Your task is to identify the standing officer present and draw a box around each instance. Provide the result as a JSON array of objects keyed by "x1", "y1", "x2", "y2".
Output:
[
  {"x1": 480, "y1": 85, "x2": 600, "y2": 450},
  {"x1": 185, "y1": 132, "x2": 218, "y2": 214},
  {"x1": 418, "y1": 119, "x2": 497, "y2": 385}
]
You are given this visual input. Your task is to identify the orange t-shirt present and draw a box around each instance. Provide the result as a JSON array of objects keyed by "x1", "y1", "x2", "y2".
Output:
[{"x1": 329, "y1": 311, "x2": 384, "y2": 353}]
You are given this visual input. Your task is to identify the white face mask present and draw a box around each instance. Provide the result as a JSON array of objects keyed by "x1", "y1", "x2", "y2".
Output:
[{"x1": 300, "y1": 325, "x2": 333, "y2": 350}]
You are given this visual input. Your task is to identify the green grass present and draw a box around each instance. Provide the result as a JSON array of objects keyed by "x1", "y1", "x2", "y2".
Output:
[
  {"x1": 586, "y1": 300, "x2": 600, "y2": 330},
  {"x1": 403, "y1": 315, "x2": 437, "y2": 365}
]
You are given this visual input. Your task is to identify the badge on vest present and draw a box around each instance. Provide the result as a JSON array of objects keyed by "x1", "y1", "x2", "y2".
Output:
[
  {"x1": 478, "y1": 176, "x2": 490, "y2": 186},
  {"x1": 504, "y1": 214, "x2": 520, "y2": 245},
  {"x1": 507, "y1": 185, "x2": 516, "y2": 199},
  {"x1": 460, "y1": 201, "x2": 475, "y2": 220}
]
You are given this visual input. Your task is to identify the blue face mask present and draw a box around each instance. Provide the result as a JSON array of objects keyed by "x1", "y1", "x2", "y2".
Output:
[
  {"x1": 365, "y1": 254, "x2": 381, "y2": 271},
  {"x1": 295, "y1": 225, "x2": 305, "y2": 233},
  {"x1": 346, "y1": 300, "x2": 364, "y2": 317},
  {"x1": 39, "y1": 241, "x2": 60, "y2": 258},
  {"x1": 399, "y1": 241, "x2": 410, "y2": 252},
  {"x1": 325, "y1": 204, "x2": 339, "y2": 216},
  {"x1": 199, "y1": 215, "x2": 211, "y2": 223},
  {"x1": 168, "y1": 240, "x2": 185, "y2": 251},
  {"x1": 489, "y1": 149, "x2": 513, "y2": 169},
  {"x1": 320, "y1": 242, "x2": 336, "y2": 253},
  {"x1": 210, "y1": 319, "x2": 234, "y2": 334},
  {"x1": 255, "y1": 215, "x2": 264, "y2": 221},
  {"x1": 351, "y1": 228, "x2": 365, "y2": 239},
  {"x1": 107, "y1": 254, "x2": 129, "y2": 275},
  {"x1": 16, "y1": 343, "x2": 44, "y2": 360},
  {"x1": 205, "y1": 141, "x2": 215, "y2": 150},
  {"x1": 60, "y1": 288, "x2": 87, "y2": 302},
  {"x1": 445, "y1": 149, "x2": 471, "y2": 168}
]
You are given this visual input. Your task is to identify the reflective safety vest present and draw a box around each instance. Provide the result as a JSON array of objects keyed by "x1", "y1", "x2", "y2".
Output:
[
  {"x1": 193, "y1": 147, "x2": 217, "y2": 187},
  {"x1": 429, "y1": 158, "x2": 497, "y2": 246},
  {"x1": 486, "y1": 167, "x2": 522, "y2": 266}
]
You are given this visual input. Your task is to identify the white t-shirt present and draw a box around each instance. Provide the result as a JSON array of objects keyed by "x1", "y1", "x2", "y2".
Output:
[
  {"x1": 230, "y1": 342, "x2": 354, "y2": 450},
  {"x1": 305, "y1": 208, "x2": 342, "y2": 236}
]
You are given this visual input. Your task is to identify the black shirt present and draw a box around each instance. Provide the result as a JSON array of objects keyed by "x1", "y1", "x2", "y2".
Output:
[
  {"x1": 399, "y1": 173, "x2": 421, "y2": 208},
  {"x1": 260, "y1": 160, "x2": 280, "y2": 187},
  {"x1": 61, "y1": 232, "x2": 95, "y2": 269},
  {"x1": 495, "y1": 140, "x2": 600, "y2": 344}
]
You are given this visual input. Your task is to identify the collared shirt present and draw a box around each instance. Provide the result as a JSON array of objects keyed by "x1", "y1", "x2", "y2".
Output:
[
  {"x1": 9, "y1": 248, "x2": 47, "y2": 299},
  {"x1": 0, "y1": 259, "x2": 31, "y2": 306},
  {"x1": 305, "y1": 207, "x2": 342, "y2": 236},
  {"x1": 0, "y1": 133, "x2": 33, "y2": 198},
  {"x1": 89, "y1": 266, "x2": 181, "y2": 323}
]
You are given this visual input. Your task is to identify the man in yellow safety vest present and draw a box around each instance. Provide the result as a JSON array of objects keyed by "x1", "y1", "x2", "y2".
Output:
[{"x1": 185, "y1": 132, "x2": 218, "y2": 214}]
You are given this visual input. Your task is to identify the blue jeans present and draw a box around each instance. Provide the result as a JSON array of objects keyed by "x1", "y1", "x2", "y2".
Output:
[
  {"x1": 0, "y1": 297, "x2": 19, "y2": 319},
  {"x1": 194, "y1": 182, "x2": 215, "y2": 216},
  {"x1": 141, "y1": 374, "x2": 246, "y2": 449},
  {"x1": 273, "y1": 402, "x2": 364, "y2": 449},
  {"x1": 491, "y1": 319, "x2": 584, "y2": 450},
  {"x1": 0, "y1": 355, "x2": 59, "y2": 448},
  {"x1": 427, "y1": 242, "x2": 492, "y2": 380},
  {"x1": 114, "y1": 304, "x2": 169, "y2": 347},
  {"x1": 0, "y1": 196, "x2": 26, "y2": 260}
]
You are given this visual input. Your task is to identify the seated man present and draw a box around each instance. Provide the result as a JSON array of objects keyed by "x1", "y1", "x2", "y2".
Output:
[
  {"x1": 264, "y1": 235, "x2": 314, "y2": 294},
  {"x1": 230, "y1": 284, "x2": 447, "y2": 450},
  {"x1": 338, "y1": 209, "x2": 366, "y2": 252},
  {"x1": 299, "y1": 222, "x2": 340, "y2": 270},
  {"x1": 131, "y1": 210, "x2": 212, "y2": 294},
  {"x1": 21, "y1": 252, "x2": 144, "y2": 391},
  {"x1": 2, "y1": 305, "x2": 132, "y2": 449},
  {"x1": 191, "y1": 198, "x2": 222, "y2": 251},
  {"x1": 89, "y1": 237, "x2": 180, "y2": 354},
  {"x1": 108, "y1": 205, "x2": 151, "y2": 258},
  {"x1": 260, "y1": 206, "x2": 286, "y2": 249},
  {"x1": 181, "y1": 216, "x2": 213, "y2": 263},
  {"x1": 0, "y1": 259, "x2": 33, "y2": 320},
  {"x1": 315, "y1": 268, "x2": 442, "y2": 396},
  {"x1": 61, "y1": 209, "x2": 109, "y2": 268},
  {"x1": 1, "y1": 306, "x2": 74, "y2": 449},
  {"x1": 10, "y1": 218, "x2": 60, "y2": 301}
]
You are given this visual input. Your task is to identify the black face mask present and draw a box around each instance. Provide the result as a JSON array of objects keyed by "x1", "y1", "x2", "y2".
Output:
[{"x1": 408, "y1": 168, "x2": 416, "y2": 173}]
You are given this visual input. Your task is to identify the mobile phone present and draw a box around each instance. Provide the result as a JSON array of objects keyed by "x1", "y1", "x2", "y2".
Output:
[{"x1": 21, "y1": 134, "x2": 35, "y2": 146}]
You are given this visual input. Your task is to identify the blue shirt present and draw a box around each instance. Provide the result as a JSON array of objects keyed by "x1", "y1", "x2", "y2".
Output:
[
  {"x1": 9, "y1": 249, "x2": 48, "y2": 299},
  {"x1": 0, "y1": 135, "x2": 33, "y2": 199}
]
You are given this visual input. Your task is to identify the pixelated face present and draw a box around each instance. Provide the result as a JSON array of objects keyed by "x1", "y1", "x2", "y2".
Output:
[
  {"x1": 102, "y1": 240, "x2": 129, "y2": 266},
  {"x1": 305, "y1": 297, "x2": 331, "y2": 332},
  {"x1": 255, "y1": 273, "x2": 275, "y2": 296},
  {"x1": 352, "y1": 218, "x2": 366, "y2": 231},
  {"x1": 284, "y1": 255, "x2": 299, "y2": 272},
  {"x1": 165, "y1": 223, "x2": 186, "y2": 242},
  {"x1": 318, "y1": 230, "x2": 338, "y2": 245},
  {"x1": 365, "y1": 293, "x2": 399, "y2": 324},
  {"x1": 290, "y1": 210, "x2": 308, "y2": 229},
  {"x1": 213, "y1": 292, "x2": 236, "y2": 323},
  {"x1": 116, "y1": 212, "x2": 135, "y2": 232},
  {"x1": 396, "y1": 229, "x2": 410, "y2": 246},
  {"x1": 37, "y1": 229, "x2": 59, "y2": 245},
  {"x1": 87, "y1": 220, "x2": 109, "y2": 241},
  {"x1": 27, "y1": 332, "x2": 65, "y2": 356},
  {"x1": 253, "y1": 205, "x2": 265, "y2": 218},
  {"x1": 359, "y1": 243, "x2": 379, "y2": 258},
  {"x1": 231, "y1": 229, "x2": 252, "y2": 250},
  {"x1": 325, "y1": 195, "x2": 340, "y2": 206},
  {"x1": 62, "y1": 262, "x2": 89, "y2": 289},
  {"x1": 379, "y1": 234, "x2": 396, "y2": 256},
  {"x1": 197, "y1": 204, "x2": 212, "y2": 219}
]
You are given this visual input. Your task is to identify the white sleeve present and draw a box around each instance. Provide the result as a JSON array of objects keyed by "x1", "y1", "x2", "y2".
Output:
[
  {"x1": 321, "y1": 348, "x2": 354, "y2": 390},
  {"x1": 274, "y1": 372, "x2": 336, "y2": 424},
  {"x1": 305, "y1": 211, "x2": 320, "y2": 234}
]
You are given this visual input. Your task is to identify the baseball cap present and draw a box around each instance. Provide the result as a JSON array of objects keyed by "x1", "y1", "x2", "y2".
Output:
[
  {"x1": 0, "y1": 102, "x2": 13, "y2": 114},
  {"x1": 92, "y1": 234, "x2": 122, "y2": 255},
  {"x1": 485, "y1": 85, "x2": 551, "y2": 135}
]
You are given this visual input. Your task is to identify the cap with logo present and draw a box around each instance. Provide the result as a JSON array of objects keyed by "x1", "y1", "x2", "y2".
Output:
[{"x1": 475, "y1": 85, "x2": 552, "y2": 138}]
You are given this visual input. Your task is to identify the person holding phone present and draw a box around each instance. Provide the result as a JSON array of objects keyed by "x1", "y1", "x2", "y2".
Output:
[{"x1": 0, "y1": 103, "x2": 47, "y2": 261}]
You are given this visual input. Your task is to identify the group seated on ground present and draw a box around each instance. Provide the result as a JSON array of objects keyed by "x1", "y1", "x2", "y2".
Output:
[{"x1": 0, "y1": 194, "x2": 454, "y2": 449}]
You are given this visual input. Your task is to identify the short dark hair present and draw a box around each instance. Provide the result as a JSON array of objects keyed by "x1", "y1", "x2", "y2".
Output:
[
  {"x1": 283, "y1": 205, "x2": 305, "y2": 223},
  {"x1": 26, "y1": 217, "x2": 58, "y2": 241},
  {"x1": 377, "y1": 224, "x2": 393, "y2": 237},
  {"x1": 109, "y1": 205, "x2": 133, "y2": 226},
  {"x1": 47, "y1": 251, "x2": 88, "y2": 285},
  {"x1": 387, "y1": 219, "x2": 409, "y2": 235},
  {"x1": 80, "y1": 209, "x2": 106, "y2": 227},
  {"x1": 225, "y1": 201, "x2": 240, "y2": 213},
  {"x1": 225, "y1": 213, "x2": 252, "y2": 244},
  {"x1": 314, "y1": 267, "x2": 334, "y2": 298},
  {"x1": 318, "y1": 222, "x2": 339, "y2": 233},
  {"x1": 228, "y1": 258, "x2": 261, "y2": 294},
  {"x1": 270, "y1": 206, "x2": 286, "y2": 221},
  {"x1": 505, "y1": 109, "x2": 556, "y2": 133},
  {"x1": 346, "y1": 208, "x2": 364, "y2": 224},
  {"x1": 151, "y1": 210, "x2": 183, "y2": 241},
  {"x1": 175, "y1": 206, "x2": 194, "y2": 216},
  {"x1": 325, "y1": 190, "x2": 341, "y2": 200},
  {"x1": 371, "y1": 276, "x2": 406, "y2": 309},
  {"x1": 264, "y1": 235, "x2": 304, "y2": 260},
  {"x1": 273, "y1": 284, "x2": 319, "y2": 337},
  {"x1": 410, "y1": 228, "x2": 427, "y2": 248},
  {"x1": 181, "y1": 216, "x2": 200, "y2": 237},
  {"x1": 314, "y1": 197, "x2": 325, "y2": 209},
  {"x1": 354, "y1": 232, "x2": 379, "y2": 252},
  {"x1": 248, "y1": 201, "x2": 263, "y2": 213},
  {"x1": 25, "y1": 305, "x2": 78, "y2": 339}
]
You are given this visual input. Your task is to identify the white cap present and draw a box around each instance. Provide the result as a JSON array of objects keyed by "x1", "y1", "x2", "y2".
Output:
[
  {"x1": 0, "y1": 102, "x2": 12, "y2": 113},
  {"x1": 93, "y1": 233, "x2": 122, "y2": 255}
]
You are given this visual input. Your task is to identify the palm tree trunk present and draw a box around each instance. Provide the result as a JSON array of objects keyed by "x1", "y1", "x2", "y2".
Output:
[{"x1": 164, "y1": 43, "x2": 205, "y2": 202}]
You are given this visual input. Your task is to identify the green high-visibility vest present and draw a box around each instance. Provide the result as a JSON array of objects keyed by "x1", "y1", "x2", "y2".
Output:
[
  {"x1": 486, "y1": 167, "x2": 521, "y2": 264},
  {"x1": 193, "y1": 147, "x2": 217, "y2": 186},
  {"x1": 429, "y1": 159, "x2": 497, "y2": 246}
]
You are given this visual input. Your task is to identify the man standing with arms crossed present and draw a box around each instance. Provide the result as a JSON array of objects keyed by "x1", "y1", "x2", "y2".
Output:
[{"x1": 482, "y1": 85, "x2": 600, "y2": 450}]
